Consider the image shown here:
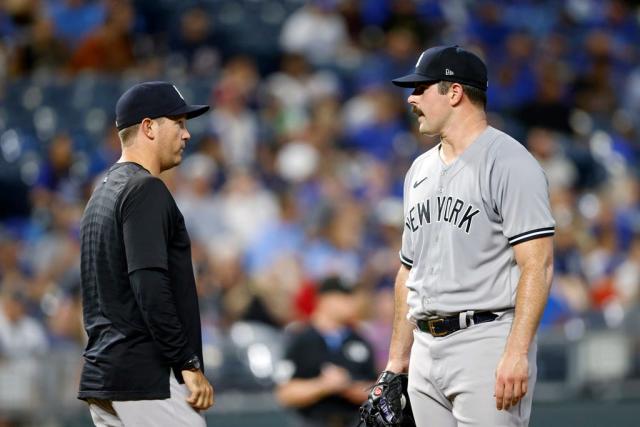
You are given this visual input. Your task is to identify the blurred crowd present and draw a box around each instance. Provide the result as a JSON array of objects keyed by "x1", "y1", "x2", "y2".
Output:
[{"x1": 1, "y1": 0, "x2": 640, "y2": 419}]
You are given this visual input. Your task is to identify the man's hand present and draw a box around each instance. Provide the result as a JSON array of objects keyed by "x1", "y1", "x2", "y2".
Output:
[
  {"x1": 340, "y1": 380, "x2": 373, "y2": 404},
  {"x1": 359, "y1": 371, "x2": 415, "y2": 426},
  {"x1": 319, "y1": 364, "x2": 351, "y2": 394},
  {"x1": 494, "y1": 351, "x2": 529, "y2": 411},
  {"x1": 182, "y1": 369, "x2": 214, "y2": 411}
]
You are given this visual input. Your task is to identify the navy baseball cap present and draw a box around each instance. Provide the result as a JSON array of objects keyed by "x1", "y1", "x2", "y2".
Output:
[
  {"x1": 115, "y1": 81, "x2": 210, "y2": 130},
  {"x1": 392, "y1": 45, "x2": 488, "y2": 91},
  {"x1": 317, "y1": 276, "x2": 354, "y2": 295}
]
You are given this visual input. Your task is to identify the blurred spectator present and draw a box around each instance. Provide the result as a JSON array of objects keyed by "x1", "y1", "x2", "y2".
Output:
[
  {"x1": 624, "y1": 63, "x2": 640, "y2": 130},
  {"x1": 0, "y1": 39, "x2": 7, "y2": 83},
  {"x1": 345, "y1": 88, "x2": 406, "y2": 160},
  {"x1": 0, "y1": 230, "x2": 29, "y2": 288},
  {"x1": 175, "y1": 153, "x2": 224, "y2": 245},
  {"x1": 613, "y1": 236, "x2": 640, "y2": 309},
  {"x1": 514, "y1": 59, "x2": 572, "y2": 134},
  {"x1": 0, "y1": 290, "x2": 48, "y2": 358},
  {"x1": 0, "y1": 289, "x2": 48, "y2": 425},
  {"x1": 572, "y1": 31, "x2": 619, "y2": 123},
  {"x1": 26, "y1": 196, "x2": 81, "y2": 289},
  {"x1": 583, "y1": 214, "x2": 626, "y2": 309},
  {"x1": 224, "y1": 191, "x2": 307, "y2": 326},
  {"x1": 210, "y1": 58, "x2": 261, "y2": 168},
  {"x1": 359, "y1": 197, "x2": 403, "y2": 280},
  {"x1": 275, "y1": 141, "x2": 321, "y2": 184},
  {"x1": 280, "y1": 0, "x2": 349, "y2": 66},
  {"x1": 303, "y1": 201, "x2": 364, "y2": 284},
  {"x1": 68, "y1": 1, "x2": 135, "y2": 73},
  {"x1": 527, "y1": 127, "x2": 578, "y2": 191},
  {"x1": 265, "y1": 53, "x2": 339, "y2": 116},
  {"x1": 355, "y1": 25, "x2": 421, "y2": 90},
  {"x1": 275, "y1": 276, "x2": 375, "y2": 427},
  {"x1": 3, "y1": 0, "x2": 40, "y2": 33},
  {"x1": 487, "y1": 31, "x2": 536, "y2": 111},
  {"x1": 541, "y1": 223, "x2": 591, "y2": 328},
  {"x1": 29, "y1": 133, "x2": 86, "y2": 237},
  {"x1": 169, "y1": 6, "x2": 219, "y2": 76},
  {"x1": 88, "y1": 127, "x2": 121, "y2": 178},
  {"x1": 466, "y1": 1, "x2": 512, "y2": 58},
  {"x1": 215, "y1": 169, "x2": 280, "y2": 252},
  {"x1": 9, "y1": 16, "x2": 69, "y2": 77},
  {"x1": 46, "y1": 0, "x2": 106, "y2": 47},
  {"x1": 245, "y1": 191, "x2": 304, "y2": 278},
  {"x1": 361, "y1": 283, "x2": 394, "y2": 372},
  {"x1": 45, "y1": 270, "x2": 83, "y2": 349}
]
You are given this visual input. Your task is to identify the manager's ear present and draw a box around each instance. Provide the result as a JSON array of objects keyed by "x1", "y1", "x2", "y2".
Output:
[
  {"x1": 141, "y1": 118, "x2": 156, "y2": 140},
  {"x1": 449, "y1": 83, "x2": 464, "y2": 106}
]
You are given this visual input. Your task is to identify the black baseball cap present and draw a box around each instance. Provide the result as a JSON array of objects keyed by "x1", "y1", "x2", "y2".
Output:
[
  {"x1": 317, "y1": 276, "x2": 354, "y2": 295},
  {"x1": 115, "y1": 81, "x2": 210, "y2": 130},
  {"x1": 392, "y1": 45, "x2": 488, "y2": 91}
]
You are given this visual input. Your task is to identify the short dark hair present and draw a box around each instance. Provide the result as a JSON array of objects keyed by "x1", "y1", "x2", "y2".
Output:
[
  {"x1": 118, "y1": 124, "x2": 140, "y2": 147},
  {"x1": 437, "y1": 81, "x2": 487, "y2": 109}
]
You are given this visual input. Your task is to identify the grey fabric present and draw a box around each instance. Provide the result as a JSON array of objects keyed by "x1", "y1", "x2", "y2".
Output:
[
  {"x1": 407, "y1": 316, "x2": 536, "y2": 427},
  {"x1": 399, "y1": 126, "x2": 554, "y2": 318},
  {"x1": 89, "y1": 371, "x2": 206, "y2": 427}
]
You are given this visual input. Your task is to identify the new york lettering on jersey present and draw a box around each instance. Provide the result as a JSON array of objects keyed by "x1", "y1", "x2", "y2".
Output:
[
  {"x1": 399, "y1": 126, "x2": 554, "y2": 317},
  {"x1": 406, "y1": 196, "x2": 480, "y2": 234}
]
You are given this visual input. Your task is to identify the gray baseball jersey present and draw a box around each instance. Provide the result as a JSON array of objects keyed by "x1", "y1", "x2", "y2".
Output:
[{"x1": 399, "y1": 126, "x2": 555, "y2": 319}]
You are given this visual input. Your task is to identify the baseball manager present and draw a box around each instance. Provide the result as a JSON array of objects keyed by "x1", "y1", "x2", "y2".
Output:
[{"x1": 78, "y1": 81, "x2": 213, "y2": 426}]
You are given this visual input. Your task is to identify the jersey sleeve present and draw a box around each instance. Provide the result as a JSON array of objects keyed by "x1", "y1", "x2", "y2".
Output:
[
  {"x1": 129, "y1": 268, "x2": 195, "y2": 369},
  {"x1": 120, "y1": 175, "x2": 175, "y2": 273},
  {"x1": 492, "y1": 146, "x2": 555, "y2": 246},
  {"x1": 399, "y1": 164, "x2": 415, "y2": 268}
]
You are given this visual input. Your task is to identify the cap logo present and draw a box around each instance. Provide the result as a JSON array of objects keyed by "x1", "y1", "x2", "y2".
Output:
[
  {"x1": 173, "y1": 85, "x2": 185, "y2": 101},
  {"x1": 445, "y1": 68, "x2": 454, "y2": 76},
  {"x1": 416, "y1": 52, "x2": 425, "y2": 68}
]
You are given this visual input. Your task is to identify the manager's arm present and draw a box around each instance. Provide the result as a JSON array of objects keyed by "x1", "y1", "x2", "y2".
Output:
[
  {"x1": 129, "y1": 268, "x2": 194, "y2": 367},
  {"x1": 494, "y1": 236, "x2": 553, "y2": 411},
  {"x1": 129, "y1": 268, "x2": 213, "y2": 410}
]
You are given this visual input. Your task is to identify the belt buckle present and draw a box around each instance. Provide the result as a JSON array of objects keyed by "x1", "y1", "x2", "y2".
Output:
[{"x1": 428, "y1": 318, "x2": 447, "y2": 337}]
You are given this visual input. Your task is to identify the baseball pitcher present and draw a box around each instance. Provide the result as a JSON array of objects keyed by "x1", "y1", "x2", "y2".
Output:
[{"x1": 360, "y1": 45, "x2": 554, "y2": 427}]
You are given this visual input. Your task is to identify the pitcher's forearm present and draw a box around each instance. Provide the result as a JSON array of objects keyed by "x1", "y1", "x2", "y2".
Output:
[
  {"x1": 386, "y1": 265, "x2": 413, "y2": 373},
  {"x1": 507, "y1": 237, "x2": 554, "y2": 354}
]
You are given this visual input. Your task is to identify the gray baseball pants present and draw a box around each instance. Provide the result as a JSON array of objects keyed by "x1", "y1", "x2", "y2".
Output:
[
  {"x1": 407, "y1": 312, "x2": 536, "y2": 427},
  {"x1": 88, "y1": 371, "x2": 207, "y2": 427}
]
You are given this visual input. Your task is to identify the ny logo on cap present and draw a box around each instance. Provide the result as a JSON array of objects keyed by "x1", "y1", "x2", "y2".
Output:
[
  {"x1": 445, "y1": 68, "x2": 454, "y2": 76},
  {"x1": 173, "y1": 85, "x2": 185, "y2": 101},
  {"x1": 416, "y1": 52, "x2": 426, "y2": 68}
]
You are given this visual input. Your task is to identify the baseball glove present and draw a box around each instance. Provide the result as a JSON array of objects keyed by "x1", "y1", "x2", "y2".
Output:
[{"x1": 358, "y1": 371, "x2": 415, "y2": 427}]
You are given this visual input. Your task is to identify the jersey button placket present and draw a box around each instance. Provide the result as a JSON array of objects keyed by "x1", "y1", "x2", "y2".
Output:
[
  {"x1": 437, "y1": 168, "x2": 446, "y2": 193},
  {"x1": 433, "y1": 169, "x2": 447, "y2": 299}
]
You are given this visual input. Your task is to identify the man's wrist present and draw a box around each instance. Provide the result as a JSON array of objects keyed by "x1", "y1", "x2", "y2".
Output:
[
  {"x1": 504, "y1": 339, "x2": 530, "y2": 356},
  {"x1": 181, "y1": 355, "x2": 202, "y2": 372},
  {"x1": 384, "y1": 359, "x2": 409, "y2": 374}
]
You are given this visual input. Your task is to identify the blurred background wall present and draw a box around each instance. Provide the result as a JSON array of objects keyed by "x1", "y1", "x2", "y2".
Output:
[{"x1": 0, "y1": 0, "x2": 639, "y2": 426}]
